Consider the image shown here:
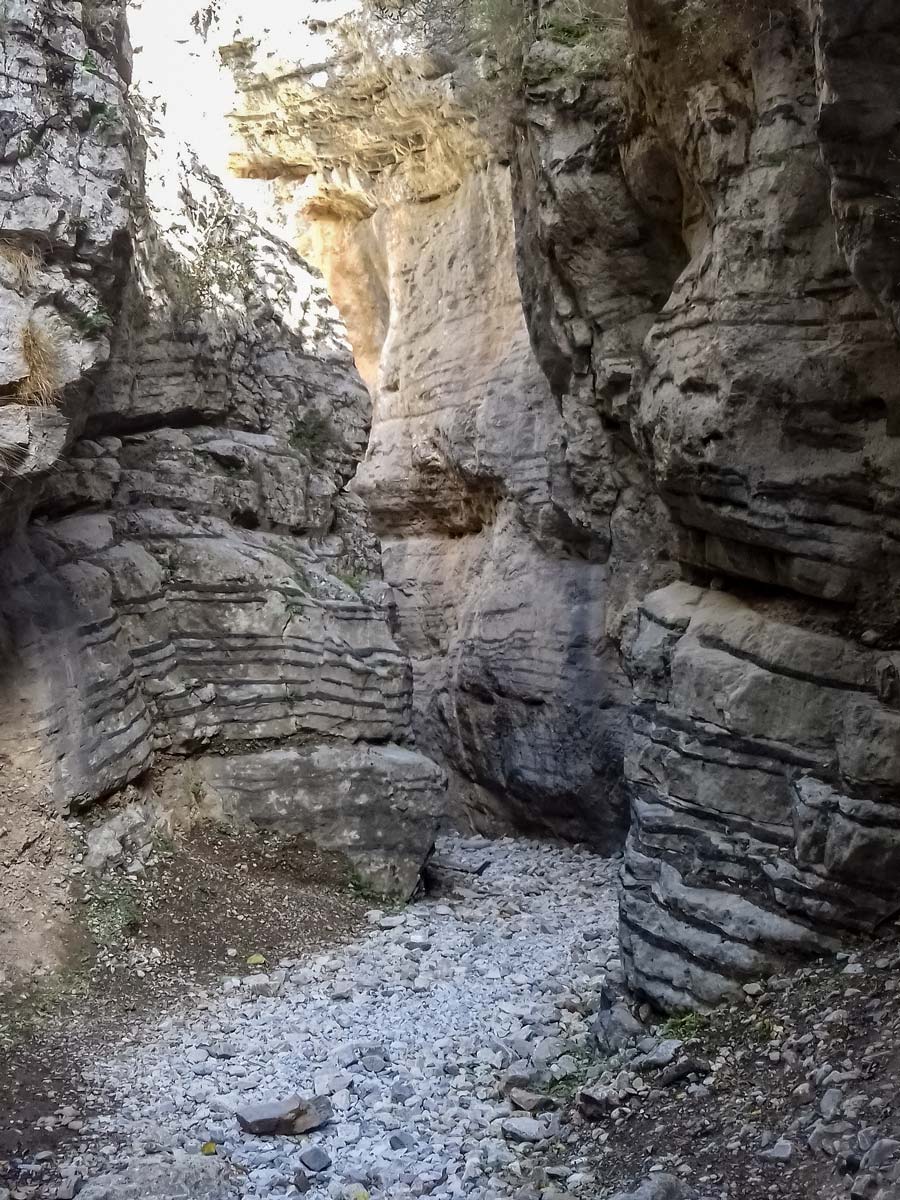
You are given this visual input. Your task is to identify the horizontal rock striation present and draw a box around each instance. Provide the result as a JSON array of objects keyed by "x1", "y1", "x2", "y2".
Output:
[
  {"x1": 0, "y1": 0, "x2": 446, "y2": 983},
  {"x1": 223, "y1": 8, "x2": 634, "y2": 849},
  {"x1": 622, "y1": 582, "x2": 900, "y2": 1007},
  {"x1": 13, "y1": 0, "x2": 900, "y2": 998},
  {"x1": 220, "y1": 0, "x2": 900, "y2": 999},
  {"x1": 514, "y1": 0, "x2": 900, "y2": 1004}
]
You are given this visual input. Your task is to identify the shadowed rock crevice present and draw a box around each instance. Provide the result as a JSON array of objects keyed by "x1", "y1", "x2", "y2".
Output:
[{"x1": 221, "y1": 3, "x2": 651, "y2": 852}]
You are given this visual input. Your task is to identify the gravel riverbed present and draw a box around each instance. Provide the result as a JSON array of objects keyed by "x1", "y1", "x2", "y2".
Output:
[{"x1": 65, "y1": 836, "x2": 619, "y2": 1200}]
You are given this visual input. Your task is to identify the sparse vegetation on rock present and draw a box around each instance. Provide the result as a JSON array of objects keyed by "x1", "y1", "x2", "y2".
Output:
[{"x1": 18, "y1": 318, "x2": 66, "y2": 406}]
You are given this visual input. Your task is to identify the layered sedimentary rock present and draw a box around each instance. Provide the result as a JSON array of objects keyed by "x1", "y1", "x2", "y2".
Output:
[
  {"x1": 224, "y1": 2, "x2": 632, "y2": 849},
  {"x1": 222, "y1": 0, "x2": 900, "y2": 1003},
  {"x1": 516, "y1": 0, "x2": 900, "y2": 1006},
  {"x1": 0, "y1": 0, "x2": 445, "y2": 981},
  {"x1": 622, "y1": 582, "x2": 900, "y2": 1008},
  {"x1": 620, "y1": 0, "x2": 900, "y2": 1006},
  {"x1": 0, "y1": 0, "x2": 136, "y2": 981},
  {"x1": 11, "y1": 0, "x2": 900, "y2": 1004}
]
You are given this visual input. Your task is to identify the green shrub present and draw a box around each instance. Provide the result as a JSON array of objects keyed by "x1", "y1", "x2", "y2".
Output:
[
  {"x1": 74, "y1": 305, "x2": 113, "y2": 338},
  {"x1": 468, "y1": 0, "x2": 627, "y2": 84},
  {"x1": 290, "y1": 411, "x2": 334, "y2": 457}
]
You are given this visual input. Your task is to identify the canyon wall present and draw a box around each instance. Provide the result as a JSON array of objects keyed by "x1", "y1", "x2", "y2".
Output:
[
  {"x1": 0, "y1": 0, "x2": 443, "y2": 984},
  {"x1": 224, "y1": 1, "x2": 638, "y2": 850},
  {"x1": 6, "y1": 0, "x2": 900, "y2": 1006},
  {"x1": 224, "y1": 0, "x2": 900, "y2": 1007},
  {"x1": 518, "y1": 0, "x2": 900, "y2": 1007}
]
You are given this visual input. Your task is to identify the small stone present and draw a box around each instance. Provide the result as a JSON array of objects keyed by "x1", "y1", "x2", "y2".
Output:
[
  {"x1": 501, "y1": 1117, "x2": 550, "y2": 1143},
  {"x1": 235, "y1": 1094, "x2": 333, "y2": 1136},
  {"x1": 860, "y1": 1138, "x2": 900, "y2": 1172},
  {"x1": 293, "y1": 1169, "x2": 312, "y2": 1194},
  {"x1": 299, "y1": 1146, "x2": 332, "y2": 1173},
  {"x1": 578, "y1": 1084, "x2": 613, "y2": 1121},
  {"x1": 360, "y1": 1054, "x2": 387, "y2": 1073},
  {"x1": 634, "y1": 1039, "x2": 683, "y2": 1070},
  {"x1": 245, "y1": 973, "x2": 278, "y2": 997},
  {"x1": 508, "y1": 1088, "x2": 558, "y2": 1113},
  {"x1": 760, "y1": 1138, "x2": 793, "y2": 1163},
  {"x1": 791, "y1": 1081, "x2": 815, "y2": 1105},
  {"x1": 389, "y1": 1131, "x2": 416, "y2": 1151}
]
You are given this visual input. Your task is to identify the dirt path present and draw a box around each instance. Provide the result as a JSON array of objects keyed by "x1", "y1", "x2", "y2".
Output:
[
  {"x1": 8, "y1": 836, "x2": 619, "y2": 1200},
  {"x1": 0, "y1": 827, "x2": 368, "y2": 1190}
]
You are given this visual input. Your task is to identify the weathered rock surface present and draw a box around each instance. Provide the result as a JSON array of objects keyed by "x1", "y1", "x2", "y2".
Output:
[
  {"x1": 0, "y1": 0, "x2": 136, "y2": 984},
  {"x1": 0, "y1": 0, "x2": 445, "y2": 979},
  {"x1": 218, "y1": 0, "x2": 900, "y2": 1003},
  {"x1": 508, "y1": 0, "x2": 900, "y2": 1005},
  {"x1": 9, "y1": 0, "x2": 900, "y2": 1004},
  {"x1": 223, "y1": 0, "x2": 632, "y2": 850},
  {"x1": 197, "y1": 743, "x2": 445, "y2": 895}
]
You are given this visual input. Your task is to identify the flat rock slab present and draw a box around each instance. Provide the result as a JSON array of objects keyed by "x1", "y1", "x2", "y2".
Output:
[
  {"x1": 235, "y1": 1094, "x2": 332, "y2": 1136},
  {"x1": 500, "y1": 1116, "x2": 550, "y2": 1143},
  {"x1": 508, "y1": 1088, "x2": 557, "y2": 1113}
]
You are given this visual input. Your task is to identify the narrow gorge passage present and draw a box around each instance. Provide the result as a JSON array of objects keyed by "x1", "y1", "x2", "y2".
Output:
[
  {"x1": 6, "y1": 1, "x2": 900, "y2": 1199},
  {"x1": 53, "y1": 838, "x2": 619, "y2": 1200}
]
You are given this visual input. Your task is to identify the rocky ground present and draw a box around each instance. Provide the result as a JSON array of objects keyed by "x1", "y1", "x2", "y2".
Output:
[
  {"x1": 2, "y1": 837, "x2": 620, "y2": 1200},
  {"x1": 2, "y1": 837, "x2": 900, "y2": 1200},
  {"x1": 0, "y1": 827, "x2": 367, "y2": 1167},
  {"x1": 578, "y1": 927, "x2": 900, "y2": 1200}
]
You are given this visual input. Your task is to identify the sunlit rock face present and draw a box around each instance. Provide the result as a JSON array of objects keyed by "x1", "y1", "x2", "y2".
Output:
[
  {"x1": 0, "y1": 0, "x2": 446, "y2": 983},
  {"x1": 223, "y1": 0, "x2": 634, "y2": 849}
]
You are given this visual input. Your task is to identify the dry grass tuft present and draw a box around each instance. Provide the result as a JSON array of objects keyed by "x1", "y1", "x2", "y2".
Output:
[
  {"x1": 0, "y1": 239, "x2": 41, "y2": 291},
  {"x1": 18, "y1": 318, "x2": 67, "y2": 406},
  {"x1": 0, "y1": 438, "x2": 28, "y2": 473}
]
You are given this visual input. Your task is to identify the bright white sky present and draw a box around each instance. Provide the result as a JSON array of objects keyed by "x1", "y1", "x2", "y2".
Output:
[
  {"x1": 127, "y1": 0, "x2": 359, "y2": 172},
  {"x1": 125, "y1": 0, "x2": 363, "y2": 227}
]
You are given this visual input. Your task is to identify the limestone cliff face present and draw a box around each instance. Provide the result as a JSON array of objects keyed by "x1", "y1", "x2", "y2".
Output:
[
  {"x1": 517, "y1": 0, "x2": 900, "y2": 1008},
  {"x1": 225, "y1": 2, "x2": 633, "y2": 849},
  {"x1": 8, "y1": 0, "x2": 900, "y2": 1005},
  {"x1": 225, "y1": 0, "x2": 900, "y2": 1007},
  {"x1": 0, "y1": 0, "x2": 444, "y2": 983}
]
